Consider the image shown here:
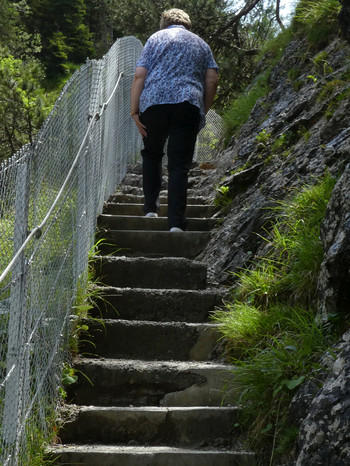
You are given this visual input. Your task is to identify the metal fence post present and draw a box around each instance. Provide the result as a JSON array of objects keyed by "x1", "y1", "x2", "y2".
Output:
[{"x1": 3, "y1": 161, "x2": 30, "y2": 460}]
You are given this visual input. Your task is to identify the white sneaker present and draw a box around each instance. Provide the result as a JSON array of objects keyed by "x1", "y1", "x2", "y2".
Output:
[
  {"x1": 170, "y1": 227, "x2": 184, "y2": 232},
  {"x1": 145, "y1": 212, "x2": 158, "y2": 218}
]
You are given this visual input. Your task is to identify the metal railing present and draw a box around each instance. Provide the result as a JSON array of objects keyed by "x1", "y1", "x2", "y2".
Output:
[
  {"x1": 0, "y1": 35, "x2": 223, "y2": 465},
  {"x1": 0, "y1": 36, "x2": 143, "y2": 465}
]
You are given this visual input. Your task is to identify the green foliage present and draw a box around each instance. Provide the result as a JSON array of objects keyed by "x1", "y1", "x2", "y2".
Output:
[
  {"x1": 62, "y1": 364, "x2": 78, "y2": 386},
  {"x1": 47, "y1": 32, "x2": 73, "y2": 75},
  {"x1": 312, "y1": 51, "x2": 333, "y2": 75},
  {"x1": 26, "y1": 0, "x2": 94, "y2": 76},
  {"x1": 254, "y1": 129, "x2": 295, "y2": 165},
  {"x1": 293, "y1": 0, "x2": 341, "y2": 45},
  {"x1": 223, "y1": 70, "x2": 270, "y2": 140},
  {"x1": 227, "y1": 309, "x2": 329, "y2": 463},
  {"x1": 20, "y1": 406, "x2": 58, "y2": 465},
  {"x1": 256, "y1": 27, "x2": 293, "y2": 64},
  {"x1": 223, "y1": 28, "x2": 292, "y2": 142},
  {"x1": 69, "y1": 239, "x2": 114, "y2": 356},
  {"x1": 271, "y1": 133, "x2": 290, "y2": 153},
  {"x1": 256, "y1": 129, "x2": 272, "y2": 146},
  {"x1": 0, "y1": 53, "x2": 50, "y2": 160},
  {"x1": 214, "y1": 184, "x2": 232, "y2": 209},
  {"x1": 213, "y1": 174, "x2": 337, "y2": 464},
  {"x1": 0, "y1": 0, "x2": 42, "y2": 58}
]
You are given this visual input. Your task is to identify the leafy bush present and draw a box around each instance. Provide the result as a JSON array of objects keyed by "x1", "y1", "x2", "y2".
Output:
[{"x1": 0, "y1": 53, "x2": 50, "y2": 161}]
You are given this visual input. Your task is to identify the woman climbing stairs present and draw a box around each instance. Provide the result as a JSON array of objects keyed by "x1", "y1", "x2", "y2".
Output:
[{"x1": 50, "y1": 163, "x2": 255, "y2": 465}]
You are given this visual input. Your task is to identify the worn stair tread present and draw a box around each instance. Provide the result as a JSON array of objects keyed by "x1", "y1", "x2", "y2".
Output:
[
  {"x1": 120, "y1": 174, "x2": 213, "y2": 190},
  {"x1": 92, "y1": 255, "x2": 207, "y2": 289},
  {"x1": 97, "y1": 229, "x2": 211, "y2": 258},
  {"x1": 90, "y1": 286, "x2": 226, "y2": 322},
  {"x1": 50, "y1": 445, "x2": 252, "y2": 453},
  {"x1": 103, "y1": 203, "x2": 218, "y2": 218},
  {"x1": 68, "y1": 357, "x2": 233, "y2": 407},
  {"x1": 118, "y1": 186, "x2": 213, "y2": 198},
  {"x1": 108, "y1": 194, "x2": 212, "y2": 205},
  {"x1": 67, "y1": 405, "x2": 238, "y2": 413},
  {"x1": 97, "y1": 214, "x2": 219, "y2": 231},
  {"x1": 49, "y1": 444, "x2": 255, "y2": 466},
  {"x1": 58, "y1": 406, "x2": 241, "y2": 448},
  {"x1": 73, "y1": 357, "x2": 232, "y2": 371},
  {"x1": 79, "y1": 320, "x2": 221, "y2": 361}
]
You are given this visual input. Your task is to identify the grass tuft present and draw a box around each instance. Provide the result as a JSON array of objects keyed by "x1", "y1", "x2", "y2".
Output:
[
  {"x1": 212, "y1": 173, "x2": 337, "y2": 464},
  {"x1": 293, "y1": 0, "x2": 341, "y2": 45}
]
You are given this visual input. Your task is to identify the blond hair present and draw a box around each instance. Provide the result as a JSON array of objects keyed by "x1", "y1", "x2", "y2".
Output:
[{"x1": 160, "y1": 8, "x2": 191, "y2": 30}]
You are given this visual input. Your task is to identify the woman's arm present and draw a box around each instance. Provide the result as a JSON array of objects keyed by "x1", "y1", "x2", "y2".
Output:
[
  {"x1": 204, "y1": 68, "x2": 219, "y2": 114},
  {"x1": 131, "y1": 66, "x2": 148, "y2": 137}
]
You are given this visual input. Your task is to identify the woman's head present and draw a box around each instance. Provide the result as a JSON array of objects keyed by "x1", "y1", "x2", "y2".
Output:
[{"x1": 160, "y1": 8, "x2": 192, "y2": 30}]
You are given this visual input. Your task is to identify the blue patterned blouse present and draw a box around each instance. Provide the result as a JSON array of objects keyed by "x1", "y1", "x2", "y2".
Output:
[{"x1": 136, "y1": 25, "x2": 218, "y2": 129}]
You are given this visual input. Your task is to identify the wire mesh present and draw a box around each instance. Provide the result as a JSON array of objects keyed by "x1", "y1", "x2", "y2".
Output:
[
  {"x1": 195, "y1": 109, "x2": 224, "y2": 162},
  {"x1": 0, "y1": 34, "x2": 223, "y2": 465},
  {"x1": 0, "y1": 36, "x2": 143, "y2": 465}
]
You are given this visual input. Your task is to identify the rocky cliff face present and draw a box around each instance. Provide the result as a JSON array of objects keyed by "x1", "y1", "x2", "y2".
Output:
[{"x1": 198, "y1": 34, "x2": 350, "y2": 465}]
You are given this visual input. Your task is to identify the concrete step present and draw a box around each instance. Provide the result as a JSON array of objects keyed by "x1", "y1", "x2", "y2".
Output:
[
  {"x1": 121, "y1": 173, "x2": 213, "y2": 190},
  {"x1": 49, "y1": 445, "x2": 256, "y2": 466},
  {"x1": 118, "y1": 186, "x2": 210, "y2": 199},
  {"x1": 58, "y1": 406, "x2": 240, "y2": 448},
  {"x1": 97, "y1": 230, "x2": 211, "y2": 258},
  {"x1": 93, "y1": 256, "x2": 207, "y2": 290},
  {"x1": 103, "y1": 203, "x2": 218, "y2": 218},
  {"x1": 90, "y1": 287, "x2": 226, "y2": 322},
  {"x1": 98, "y1": 214, "x2": 219, "y2": 231},
  {"x1": 79, "y1": 320, "x2": 221, "y2": 361},
  {"x1": 109, "y1": 193, "x2": 211, "y2": 205},
  {"x1": 117, "y1": 161, "x2": 216, "y2": 176},
  {"x1": 68, "y1": 358, "x2": 233, "y2": 407}
]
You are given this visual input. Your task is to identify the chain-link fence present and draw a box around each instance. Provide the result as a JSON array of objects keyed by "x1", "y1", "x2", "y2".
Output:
[
  {"x1": 195, "y1": 109, "x2": 224, "y2": 162},
  {"x1": 0, "y1": 34, "x2": 223, "y2": 465},
  {"x1": 0, "y1": 36, "x2": 143, "y2": 465}
]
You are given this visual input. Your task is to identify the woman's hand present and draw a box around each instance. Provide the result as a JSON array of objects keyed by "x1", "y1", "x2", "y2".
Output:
[
  {"x1": 132, "y1": 113, "x2": 147, "y2": 138},
  {"x1": 131, "y1": 66, "x2": 148, "y2": 137}
]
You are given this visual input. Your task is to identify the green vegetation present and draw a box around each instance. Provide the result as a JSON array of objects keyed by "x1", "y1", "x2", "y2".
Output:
[
  {"x1": 0, "y1": 54, "x2": 51, "y2": 161},
  {"x1": 214, "y1": 184, "x2": 232, "y2": 209},
  {"x1": 222, "y1": 0, "x2": 343, "y2": 143},
  {"x1": 213, "y1": 174, "x2": 337, "y2": 464},
  {"x1": 223, "y1": 71, "x2": 270, "y2": 141},
  {"x1": 21, "y1": 410, "x2": 58, "y2": 466},
  {"x1": 222, "y1": 27, "x2": 292, "y2": 141},
  {"x1": 293, "y1": 0, "x2": 341, "y2": 46},
  {"x1": 69, "y1": 240, "x2": 112, "y2": 357},
  {"x1": 254, "y1": 129, "x2": 295, "y2": 165}
]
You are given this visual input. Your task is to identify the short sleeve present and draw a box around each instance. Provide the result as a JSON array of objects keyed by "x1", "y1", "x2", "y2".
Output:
[
  {"x1": 135, "y1": 39, "x2": 153, "y2": 70},
  {"x1": 206, "y1": 47, "x2": 219, "y2": 73}
]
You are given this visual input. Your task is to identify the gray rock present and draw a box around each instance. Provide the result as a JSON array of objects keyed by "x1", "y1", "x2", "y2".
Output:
[
  {"x1": 198, "y1": 35, "x2": 350, "y2": 464},
  {"x1": 295, "y1": 335, "x2": 350, "y2": 465},
  {"x1": 318, "y1": 164, "x2": 350, "y2": 319}
]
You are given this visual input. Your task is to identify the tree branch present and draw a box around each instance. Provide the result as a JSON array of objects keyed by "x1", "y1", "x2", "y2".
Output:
[
  {"x1": 215, "y1": 38, "x2": 260, "y2": 55},
  {"x1": 275, "y1": 0, "x2": 286, "y2": 31},
  {"x1": 214, "y1": 0, "x2": 264, "y2": 36}
]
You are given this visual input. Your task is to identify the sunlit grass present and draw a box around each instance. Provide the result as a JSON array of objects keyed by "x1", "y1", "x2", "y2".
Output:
[{"x1": 212, "y1": 173, "x2": 337, "y2": 464}]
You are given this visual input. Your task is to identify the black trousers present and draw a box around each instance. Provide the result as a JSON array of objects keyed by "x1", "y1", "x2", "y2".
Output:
[{"x1": 140, "y1": 102, "x2": 200, "y2": 230}]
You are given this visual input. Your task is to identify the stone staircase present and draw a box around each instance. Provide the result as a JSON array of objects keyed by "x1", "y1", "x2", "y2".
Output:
[{"x1": 50, "y1": 164, "x2": 255, "y2": 466}]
